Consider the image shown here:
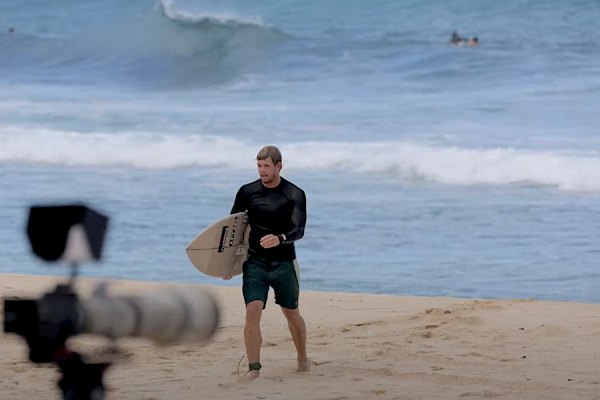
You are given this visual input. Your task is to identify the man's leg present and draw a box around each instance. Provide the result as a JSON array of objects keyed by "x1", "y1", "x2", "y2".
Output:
[
  {"x1": 244, "y1": 300, "x2": 264, "y2": 379},
  {"x1": 281, "y1": 307, "x2": 309, "y2": 372},
  {"x1": 242, "y1": 256, "x2": 270, "y2": 380}
]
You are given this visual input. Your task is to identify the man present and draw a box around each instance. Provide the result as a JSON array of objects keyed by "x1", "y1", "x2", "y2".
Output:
[
  {"x1": 450, "y1": 30, "x2": 463, "y2": 44},
  {"x1": 467, "y1": 37, "x2": 479, "y2": 47},
  {"x1": 225, "y1": 145, "x2": 309, "y2": 380}
]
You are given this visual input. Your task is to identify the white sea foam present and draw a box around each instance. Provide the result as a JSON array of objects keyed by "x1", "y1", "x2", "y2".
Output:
[
  {"x1": 2, "y1": 129, "x2": 600, "y2": 192},
  {"x1": 0, "y1": 128, "x2": 253, "y2": 169}
]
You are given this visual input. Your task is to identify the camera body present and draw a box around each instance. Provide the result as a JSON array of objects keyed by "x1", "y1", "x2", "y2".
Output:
[{"x1": 4, "y1": 284, "x2": 81, "y2": 363}]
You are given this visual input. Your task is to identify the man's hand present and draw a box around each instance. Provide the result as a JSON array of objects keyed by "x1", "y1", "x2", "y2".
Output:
[{"x1": 260, "y1": 234, "x2": 281, "y2": 249}]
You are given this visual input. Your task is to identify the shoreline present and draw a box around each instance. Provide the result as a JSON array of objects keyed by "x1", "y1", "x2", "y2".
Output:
[
  {"x1": 2, "y1": 274, "x2": 599, "y2": 399},
  {"x1": 6, "y1": 271, "x2": 598, "y2": 306}
]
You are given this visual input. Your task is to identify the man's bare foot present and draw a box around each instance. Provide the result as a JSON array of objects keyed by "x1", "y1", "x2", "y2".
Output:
[
  {"x1": 297, "y1": 358, "x2": 310, "y2": 372},
  {"x1": 240, "y1": 369, "x2": 260, "y2": 382}
]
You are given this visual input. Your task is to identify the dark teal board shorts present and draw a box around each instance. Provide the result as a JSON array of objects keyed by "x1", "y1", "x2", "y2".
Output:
[{"x1": 242, "y1": 255, "x2": 300, "y2": 309}]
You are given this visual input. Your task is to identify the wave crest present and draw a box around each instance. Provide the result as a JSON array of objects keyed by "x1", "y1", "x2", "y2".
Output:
[{"x1": 158, "y1": 0, "x2": 266, "y2": 29}]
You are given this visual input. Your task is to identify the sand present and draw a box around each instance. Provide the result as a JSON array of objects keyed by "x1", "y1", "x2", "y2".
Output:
[{"x1": 1, "y1": 274, "x2": 599, "y2": 399}]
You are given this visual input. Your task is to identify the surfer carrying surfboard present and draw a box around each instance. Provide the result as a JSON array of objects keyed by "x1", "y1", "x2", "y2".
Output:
[{"x1": 225, "y1": 145, "x2": 309, "y2": 380}]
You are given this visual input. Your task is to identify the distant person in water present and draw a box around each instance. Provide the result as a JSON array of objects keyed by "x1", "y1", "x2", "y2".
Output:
[
  {"x1": 450, "y1": 31, "x2": 463, "y2": 44},
  {"x1": 450, "y1": 31, "x2": 479, "y2": 47},
  {"x1": 7, "y1": 27, "x2": 15, "y2": 34},
  {"x1": 467, "y1": 37, "x2": 479, "y2": 46}
]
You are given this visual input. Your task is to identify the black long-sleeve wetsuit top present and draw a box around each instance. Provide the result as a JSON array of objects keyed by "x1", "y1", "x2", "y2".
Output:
[{"x1": 231, "y1": 177, "x2": 306, "y2": 261}]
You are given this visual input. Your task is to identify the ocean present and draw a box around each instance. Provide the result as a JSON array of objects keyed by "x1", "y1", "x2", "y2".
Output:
[{"x1": 1, "y1": 0, "x2": 599, "y2": 303}]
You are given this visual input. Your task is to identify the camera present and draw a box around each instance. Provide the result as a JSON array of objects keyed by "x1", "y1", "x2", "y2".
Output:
[{"x1": 3, "y1": 205, "x2": 220, "y2": 400}]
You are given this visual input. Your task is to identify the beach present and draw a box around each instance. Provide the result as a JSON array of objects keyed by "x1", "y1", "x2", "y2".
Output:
[{"x1": 2, "y1": 274, "x2": 599, "y2": 400}]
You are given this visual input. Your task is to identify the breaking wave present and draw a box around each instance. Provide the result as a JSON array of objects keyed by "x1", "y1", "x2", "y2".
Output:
[{"x1": 2, "y1": 128, "x2": 600, "y2": 193}]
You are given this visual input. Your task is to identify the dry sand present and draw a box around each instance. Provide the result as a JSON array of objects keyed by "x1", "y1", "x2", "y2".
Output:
[{"x1": 1, "y1": 274, "x2": 599, "y2": 399}]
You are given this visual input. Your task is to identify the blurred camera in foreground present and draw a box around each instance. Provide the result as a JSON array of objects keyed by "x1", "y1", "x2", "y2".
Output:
[
  {"x1": 3, "y1": 204, "x2": 220, "y2": 400},
  {"x1": 4, "y1": 283, "x2": 220, "y2": 361}
]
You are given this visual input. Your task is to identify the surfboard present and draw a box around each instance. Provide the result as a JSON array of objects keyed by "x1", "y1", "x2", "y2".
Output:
[{"x1": 185, "y1": 212, "x2": 250, "y2": 278}]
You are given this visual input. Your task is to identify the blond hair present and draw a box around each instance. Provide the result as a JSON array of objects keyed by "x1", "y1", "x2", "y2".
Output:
[{"x1": 256, "y1": 145, "x2": 282, "y2": 165}]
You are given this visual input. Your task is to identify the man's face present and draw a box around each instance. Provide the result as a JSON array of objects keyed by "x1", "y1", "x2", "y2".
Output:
[{"x1": 257, "y1": 158, "x2": 281, "y2": 186}]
